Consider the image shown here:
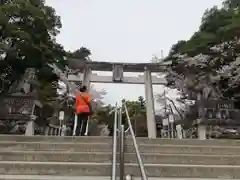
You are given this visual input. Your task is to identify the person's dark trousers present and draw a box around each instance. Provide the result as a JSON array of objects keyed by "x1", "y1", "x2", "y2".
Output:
[
  {"x1": 108, "y1": 124, "x2": 113, "y2": 136},
  {"x1": 76, "y1": 113, "x2": 89, "y2": 136}
]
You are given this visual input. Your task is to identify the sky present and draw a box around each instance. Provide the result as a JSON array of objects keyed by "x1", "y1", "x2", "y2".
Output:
[{"x1": 46, "y1": 0, "x2": 222, "y2": 108}]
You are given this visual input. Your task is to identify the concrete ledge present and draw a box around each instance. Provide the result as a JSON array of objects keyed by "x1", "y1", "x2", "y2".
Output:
[
  {"x1": 135, "y1": 144, "x2": 240, "y2": 155},
  {"x1": 2, "y1": 135, "x2": 240, "y2": 146},
  {"x1": 0, "y1": 151, "x2": 112, "y2": 163},
  {"x1": 1, "y1": 141, "x2": 240, "y2": 154},
  {"x1": 1, "y1": 151, "x2": 240, "y2": 165},
  {"x1": 0, "y1": 175, "x2": 235, "y2": 180},
  {"x1": 0, "y1": 142, "x2": 112, "y2": 152},
  {"x1": 0, "y1": 135, "x2": 112, "y2": 143},
  {"x1": 1, "y1": 161, "x2": 240, "y2": 178}
]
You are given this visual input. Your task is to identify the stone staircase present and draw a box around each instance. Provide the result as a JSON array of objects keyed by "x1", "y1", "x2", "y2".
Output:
[{"x1": 1, "y1": 136, "x2": 240, "y2": 179}]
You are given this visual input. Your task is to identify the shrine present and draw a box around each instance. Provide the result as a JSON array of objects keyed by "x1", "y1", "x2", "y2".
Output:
[
  {"x1": 0, "y1": 68, "x2": 42, "y2": 135},
  {"x1": 67, "y1": 59, "x2": 169, "y2": 138},
  {"x1": 195, "y1": 99, "x2": 240, "y2": 139}
]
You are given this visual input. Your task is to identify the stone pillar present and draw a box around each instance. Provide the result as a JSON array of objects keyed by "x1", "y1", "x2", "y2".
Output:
[
  {"x1": 50, "y1": 128, "x2": 53, "y2": 136},
  {"x1": 44, "y1": 127, "x2": 49, "y2": 136},
  {"x1": 25, "y1": 115, "x2": 36, "y2": 136},
  {"x1": 52, "y1": 128, "x2": 55, "y2": 136},
  {"x1": 55, "y1": 128, "x2": 58, "y2": 136},
  {"x1": 144, "y1": 67, "x2": 156, "y2": 138},
  {"x1": 49, "y1": 127, "x2": 53, "y2": 136},
  {"x1": 198, "y1": 125, "x2": 207, "y2": 140},
  {"x1": 196, "y1": 93, "x2": 207, "y2": 140},
  {"x1": 82, "y1": 67, "x2": 91, "y2": 91},
  {"x1": 176, "y1": 124, "x2": 183, "y2": 139},
  {"x1": 61, "y1": 125, "x2": 66, "y2": 136}
]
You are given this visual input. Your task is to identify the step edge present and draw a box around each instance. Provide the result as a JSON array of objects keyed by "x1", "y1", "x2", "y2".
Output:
[
  {"x1": 1, "y1": 151, "x2": 240, "y2": 157},
  {"x1": 1, "y1": 161, "x2": 240, "y2": 168},
  {"x1": 2, "y1": 141, "x2": 240, "y2": 148},
  {"x1": 0, "y1": 175, "x2": 230, "y2": 180}
]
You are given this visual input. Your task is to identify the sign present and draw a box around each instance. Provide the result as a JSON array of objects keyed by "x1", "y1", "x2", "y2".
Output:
[
  {"x1": 204, "y1": 109, "x2": 233, "y2": 120},
  {"x1": 199, "y1": 99, "x2": 240, "y2": 125},
  {"x1": 59, "y1": 111, "x2": 64, "y2": 121},
  {"x1": 112, "y1": 65, "x2": 123, "y2": 82},
  {"x1": 200, "y1": 100, "x2": 234, "y2": 109},
  {"x1": 0, "y1": 96, "x2": 34, "y2": 115}
]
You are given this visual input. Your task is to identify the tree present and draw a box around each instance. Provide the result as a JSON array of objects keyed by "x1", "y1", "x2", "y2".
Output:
[
  {"x1": 68, "y1": 47, "x2": 91, "y2": 60},
  {"x1": 122, "y1": 97, "x2": 148, "y2": 136},
  {"x1": 167, "y1": 0, "x2": 240, "y2": 57},
  {"x1": 162, "y1": 0, "x2": 240, "y2": 132},
  {"x1": 93, "y1": 104, "x2": 115, "y2": 126},
  {"x1": 123, "y1": 96, "x2": 146, "y2": 118},
  {"x1": 168, "y1": 40, "x2": 187, "y2": 57},
  {"x1": 92, "y1": 97, "x2": 147, "y2": 136},
  {"x1": 0, "y1": 0, "x2": 66, "y2": 102},
  {"x1": 223, "y1": 0, "x2": 239, "y2": 9},
  {"x1": 166, "y1": 0, "x2": 240, "y2": 102}
]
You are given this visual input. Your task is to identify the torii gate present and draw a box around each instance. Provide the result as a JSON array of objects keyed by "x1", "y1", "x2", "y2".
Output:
[{"x1": 67, "y1": 59, "x2": 168, "y2": 138}]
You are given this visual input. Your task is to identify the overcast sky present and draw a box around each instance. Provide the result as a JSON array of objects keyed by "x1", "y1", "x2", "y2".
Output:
[{"x1": 46, "y1": 0, "x2": 222, "y2": 107}]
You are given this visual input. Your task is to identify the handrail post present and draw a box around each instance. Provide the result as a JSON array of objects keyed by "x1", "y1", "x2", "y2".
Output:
[
  {"x1": 123, "y1": 103, "x2": 148, "y2": 180},
  {"x1": 119, "y1": 124, "x2": 125, "y2": 180},
  {"x1": 119, "y1": 107, "x2": 122, "y2": 129},
  {"x1": 111, "y1": 103, "x2": 118, "y2": 180}
]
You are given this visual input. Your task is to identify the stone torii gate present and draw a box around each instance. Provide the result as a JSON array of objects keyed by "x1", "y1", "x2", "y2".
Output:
[{"x1": 67, "y1": 59, "x2": 168, "y2": 138}]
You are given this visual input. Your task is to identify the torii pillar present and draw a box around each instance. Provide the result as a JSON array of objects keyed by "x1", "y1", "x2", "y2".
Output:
[
  {"x1": 82, "y1": 67, "x2": 91, "y2": 91},
  {"x1": 144, "y1": 67, "x2": 157, "y2": 138}
]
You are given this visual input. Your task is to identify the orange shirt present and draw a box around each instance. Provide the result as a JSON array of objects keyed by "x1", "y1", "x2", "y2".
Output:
[{"x1": 75, "y1": 92, "x2": 91, "y2": 113}]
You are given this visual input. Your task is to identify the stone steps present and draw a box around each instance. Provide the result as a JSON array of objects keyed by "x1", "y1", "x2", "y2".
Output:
[
  {"x1": 2, "y1": 135, "x2": 240, "y2": 146},
  {"x1": 1, "y1": 161, "x2": 240, "y2": 178},
  {"x1": 2, "y1": 135, "x2": 240, "y2": 178},
  {"x1": 0, "y1": 175, "x2": 232, "y2": 180},
  {"x1": 2, "y1": 151, "x2": 240, "y2": 165},
  {"x1": 1, "y1": 141, "x2": 240, "y2": 155}
]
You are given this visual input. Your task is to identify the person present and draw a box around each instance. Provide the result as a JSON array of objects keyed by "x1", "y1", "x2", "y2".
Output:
[{"x1": 75, "y1": 85, "x2": 92, "y2": 136}]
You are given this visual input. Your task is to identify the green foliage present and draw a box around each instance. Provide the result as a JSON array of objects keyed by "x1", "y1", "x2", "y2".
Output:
[
  {"x1": 68, "y1": 47, "x2": 91, "y2": 60},
  {"x1": 169, "y1": 40, "x2": 186, "y2": 56},
  {"x1": 223, "y1": 0, "x2": 239, "y2": 9},
  {"x1": 0, "y1": 0, "x2": 66, "y2": 103},
  {"x1": 123, "y1": 96, "x2": 147, "y2": 136},
  {"x1": 168, "y1": 0, "x2": 240, "y2": 57},
  {"x1": 123, "y1": 96, "x2": 146, "y2": 119},
  {"x1": 94, "y1": 96, "x2": 146, "y2": 128},
  {"x1": 38, "y1": 80, "x2": 58, "y2": 102},
  {"x1": 93, "y1": 105, "x2": 115, "y2": 127},
  {"x1": 167, "y1": 0, "x2": 240, "y2": 103}
]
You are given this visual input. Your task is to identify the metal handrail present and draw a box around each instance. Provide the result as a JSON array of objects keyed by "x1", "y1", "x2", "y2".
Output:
[
  {"x1": 123, "y1": 102, "x2": 148, "y2": 180},
  {"x1": 119, "y1": 124, "x2": 125, "y2": 180},
  {"x1": 111, "y1": 103, "x2": 118, "y2": 180}
]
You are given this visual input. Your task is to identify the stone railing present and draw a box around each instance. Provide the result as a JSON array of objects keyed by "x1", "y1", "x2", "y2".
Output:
[{"x1": 44, "y1": 124, "x2": 61, "y2": 136}]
